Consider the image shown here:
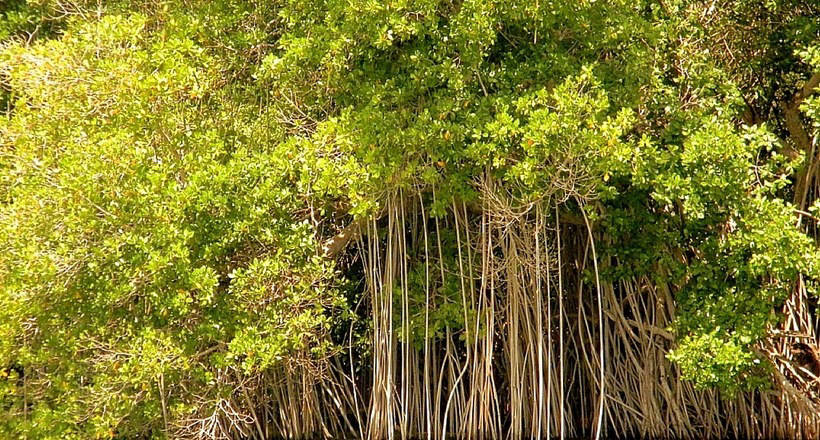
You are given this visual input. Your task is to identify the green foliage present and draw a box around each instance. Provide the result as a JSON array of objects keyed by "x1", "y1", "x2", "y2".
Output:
[
  {"x1": 260, "y1": 0, "x2": 820, "y2": 394},
  {"x1": 800, "y1": 45, "x2": 820, "y2": 139},
  {"x1": 394, "y1": 228, "x2": 478, "y2": 349},
  {"x1": 0, "y1": 0, "x2": 819, "y2": 436},
  {"x1": 667, "y1": 331, "x2": 770, "y2": 393},
  {"x1": 0, "y1": 0, "x2": 51, "y2": 41},
  {"x1": 0, "y1": 5, "x2": 356, "y2": 437}
]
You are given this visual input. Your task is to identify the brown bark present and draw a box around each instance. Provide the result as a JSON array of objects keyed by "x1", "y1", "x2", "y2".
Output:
[
  {"x1": 785, "y1": 71, "x2": 820, "y2": 208},
  {"x1": 322, "y1": 216, "x2": 368, "y2": 259}
]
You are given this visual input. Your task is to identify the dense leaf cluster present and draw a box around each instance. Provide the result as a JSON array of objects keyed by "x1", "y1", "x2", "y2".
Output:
[{"x1": 0, "y1": 0, "x2": 818, "y2": 437}]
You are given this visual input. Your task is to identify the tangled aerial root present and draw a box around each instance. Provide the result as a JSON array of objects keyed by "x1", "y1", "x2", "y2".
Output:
[{"x1": 192, "y1": 179, "x2": 820, "y2": 440}]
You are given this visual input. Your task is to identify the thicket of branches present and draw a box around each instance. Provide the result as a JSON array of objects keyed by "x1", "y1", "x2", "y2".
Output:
[{"x1": 1, "y1": 0, "x2": 819, "y2": 438}]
